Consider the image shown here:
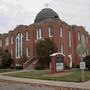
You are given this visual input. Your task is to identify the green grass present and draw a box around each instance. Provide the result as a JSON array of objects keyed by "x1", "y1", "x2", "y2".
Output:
[
  {"x1": 0, "y1": 69, "x2": 17, "y2": 73},
  {"x1": 56, "y1": 70, "x2": 90, "y2": 82},
  {"x1": 4, "y1": 70, "x2": 90, "y2": 82}
]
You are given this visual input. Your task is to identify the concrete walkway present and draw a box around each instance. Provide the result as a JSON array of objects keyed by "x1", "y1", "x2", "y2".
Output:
[{"x1": 0, "y1": 72, "x2": 90, "y2": 90}]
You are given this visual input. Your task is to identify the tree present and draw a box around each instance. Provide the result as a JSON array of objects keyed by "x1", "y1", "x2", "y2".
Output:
[
  {"x1": 1, "y1": 50, "x2": 13, "y2": 68},
  {"x1": 35, "y1": 38, "x2": 56, "y2": 69},
  {"x1": 83, "y1": 55, "x2": 90, "y2": 70},
  {"x1": 0, "y1": 49, "x2": 3, "y2": 68}
]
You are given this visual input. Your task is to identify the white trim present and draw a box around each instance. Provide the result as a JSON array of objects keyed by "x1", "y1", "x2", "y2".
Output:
[
  {"x1": 50, "y1": 53, "x2": 65, "y2": 57},
  {"x1": 49, "y1": 27, "x2": 53, "y2": 37},
  {"x1": 36, "y1": 29, "x2": 42, "y2": 39},
  {"x1": 39, "y1": 28, "x2": 42, "y2": 38},
  {"x1": 61, "y1": 44, "x2": 64, "y2": 54},
  {"x1": 26, "y1": 47, "x2": 29, "y2": 57},
  {"x1": 68, "y1": 55, "x2": 72, "y2": 68},
  {"x1": 26, "y1": 32, "x2": 29, "y2": 41},
  {"x1": 5, "y1": 37, "x2": 9, "y2": 45},
  {"x1": 21, "y1": 33, "x2": 23, "y2": 57},
  {"x1": 69, "y1": 30, "x2": 71, "y2": 47},
  {"x1": 78, "y1": 32, "x2": 81, "y2": 41},
  {"x1": 86, "y1": 36, "x2": 88, "y2": 44},
  {"x1": 15, "y1": 33, "x2": 22, "y2": 58},
  {"x1": 60, "y1": 26, "x2": 63, "y2": 37},
  {"x1": 11, "y1": 36, "x2": 14, "y2": 44},
  {"x1": 0, "y1": 40, "x2": 2, "y2": 46},
  {"x1": 11, "y1": 49, "x2": 13, "y2": 58},
  {"x1": 36, "y1": 29, "x2": 38, "y2": 39}
]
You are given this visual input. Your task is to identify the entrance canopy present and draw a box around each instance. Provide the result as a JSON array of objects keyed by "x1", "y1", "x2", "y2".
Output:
[{"x1": 50, "y1": 53, "x2": 65, "y2": 57}]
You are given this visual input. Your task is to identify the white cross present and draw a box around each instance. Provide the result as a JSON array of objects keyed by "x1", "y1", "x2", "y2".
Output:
[{"x1": 45, "y1": 3, "x2": 48, "y2": 8}]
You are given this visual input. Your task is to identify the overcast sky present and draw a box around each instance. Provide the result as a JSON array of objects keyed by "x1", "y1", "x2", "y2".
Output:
[{"x1": 0, "y1": 0, "x2": 90, "y2": 34}]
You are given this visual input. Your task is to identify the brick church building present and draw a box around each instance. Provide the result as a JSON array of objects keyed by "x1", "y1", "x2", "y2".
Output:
[{"x1": 0, "y1": 8, "x2": 90, "y2": 69}]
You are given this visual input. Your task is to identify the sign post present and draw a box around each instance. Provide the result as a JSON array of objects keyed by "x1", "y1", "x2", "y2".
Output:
[
  {"x1": 80, "y1": 54, "x2": 85, "y2": 82},
  {"x1": 77, "y1": 42, "x2": 86, "y2": 82}
]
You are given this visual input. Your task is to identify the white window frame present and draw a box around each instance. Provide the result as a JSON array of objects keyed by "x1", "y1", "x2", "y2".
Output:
[
  {"x1": 26, "y1": 32, "x2": 29, "y2": 41},
  {"x1": 11, "y1": 49, "x2": 13, "y2": 58},
  {"x1": 78, "y1": 32, "x2": 81, "y2": 41},
  {"x1": 60, "y1": 26, "x2": 63, "y2": 37},
  {"x1": 26, "y1": 47, "x2": 29, "y2": 57},
  {"x1": 48, "y1": 27, "x2": 53, "y2": 37},
  {"x1": 11, "y1": 36, "x2": 13, "y2": 44},
  {"x1": 16, "y1": 33, "x2": 23, "y2": 58},
  {"x1": 81, "y1": 34, "x2": 86, "y2": 57},
  {"x1": 5, "y1": 37, "x2": 9, "y2": 45},
  {"x1": 0, "y1": 40, "x2": 2, "y2": 46},
  {"x1": 86, "y1": 36, "x2": 88, "y2": 44},
  {"x1": 61, "y1": 44, "x2": 64, "y2": 54},
  {"x1": 69, "y1": 30, "x2": 72, "y2": 47},
  {"x1": 36, "y1": 28, "x2": 42, "y2": 39}
]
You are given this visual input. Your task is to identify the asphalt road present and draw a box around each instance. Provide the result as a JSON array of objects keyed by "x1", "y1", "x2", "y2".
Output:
[{"x1": 0, "y1": 80, "x2": 55, "y2": 90}]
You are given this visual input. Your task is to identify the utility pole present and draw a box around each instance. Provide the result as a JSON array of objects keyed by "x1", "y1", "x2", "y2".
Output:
[
  {"x1": 80, "y1": 54, "x2": 85, "y2": 82},
  {"x1": 77, "y1": 42, "x2": 86, "y2": 82}
]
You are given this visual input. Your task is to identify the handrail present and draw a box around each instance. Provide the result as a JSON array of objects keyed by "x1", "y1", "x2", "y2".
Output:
[
  {"x1": 23, "y1": 56, "x2": 34, "y2": 69},
  {"x1": 23, "y1": 56, "x2": 33, "y2": 65}
]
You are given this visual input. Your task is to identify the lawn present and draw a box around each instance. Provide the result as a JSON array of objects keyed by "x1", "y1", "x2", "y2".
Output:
[
  {"x1": 0, "y1": 69, "x2": 17, "y2": 73},
  {"x1": 4, "y1": 70, "x2": 90, "y2": 82}
]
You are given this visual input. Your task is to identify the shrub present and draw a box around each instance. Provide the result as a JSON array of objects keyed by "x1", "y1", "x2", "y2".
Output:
[
  {"x1": 15, "y1": 65, "x2": 23, "y2": 70},
  {"x1": 35, "y1": 38, "x2": 57, "y2": 69},
  {"x1": 34, "y1": 60, "x2": 45, "y2": 70},
  {"x1": 75, "y1": 65, "x2": 80, "y2": 68},
  {"x1": 35, "y1": 65, "x2": 44, "y2": 70},
  {"x1": 1, "y1": 50, "x2": 13, "y2": 69},
  {"x1": 0, "y1": 64, "x2": 3, "y2": 69}
]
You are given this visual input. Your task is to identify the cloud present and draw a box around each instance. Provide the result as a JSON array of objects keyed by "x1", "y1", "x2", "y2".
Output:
[
  {"x1": 0, "y1": 0, "x2": 35, "y2": 33},
  {"x1": 0, "y1": 0, "x2": 90, "y2": 34},
  {"x1": 49, "y1": 0, "x2": 90, "y2": 33}
]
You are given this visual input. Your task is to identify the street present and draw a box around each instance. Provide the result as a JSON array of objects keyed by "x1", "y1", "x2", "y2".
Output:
[{"x1": 0, "y1": 80, "x2": 54, "y2": 90}]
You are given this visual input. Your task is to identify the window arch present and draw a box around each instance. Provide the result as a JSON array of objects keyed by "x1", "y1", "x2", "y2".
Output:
[
  {"x1": 16, "y1": 33, "x2": 23, "y2": 58},
  {"x1": 60, "y1": 26, "x2": 63, "y2": 37},
  {"x1": 48, "y1": 26, "x2": 53, "y2": 37}
]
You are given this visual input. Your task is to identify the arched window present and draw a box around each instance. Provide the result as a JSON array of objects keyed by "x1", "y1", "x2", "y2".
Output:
[
  {"x1": 81, "y1": 34, "x2": 86, "y2": 57},
  {"x1": 61, "y1": 44, "x2": 64, "y2": 54},
  {"x1": 0, "y1": 40, "x2": 2, "y2": 46},
  {"x1": 16, "y1": 33, "x2": 23, "y2": 58},
  {"x1": 69, "y1": 30, "x2": 72, "y2": 47},
  {"x1": 26, "y1": 32, "x2": 29, "y2": 41},
  {"x1": 81, "y1": 34, "x2": 86, "y2": 48},
  {"x1": 86, "y1": 36, "x2": 88, "y2": 44},
  {"x1": 48, "y1": 27, "x2": 53, "y2": 37},
  {"x1": 36, "y1": 28, "x2": 42, "y2": 39},
  {"x1": 11, "y1": 36, "x2": 14, "y2": 44},
  {"x1": 26, "y1": 47, "x2": 29, "y2": 57},
  {"x1": 60, "y1": 26, "x2": 63, "y2": 37},
  {"x1": 11, "y1": 49, "x2": 13, "y2": 58},
  {"x1": 5, "y1": 37, "x2": 9, "y2": 45},
  {"x1": 78, "y1": 32, "x2": 81, "y2": 41}
]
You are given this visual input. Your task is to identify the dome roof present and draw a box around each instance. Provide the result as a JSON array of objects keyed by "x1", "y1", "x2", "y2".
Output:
[{"x1": 34, "y1": 8, "x2": 59, "y2": 23}]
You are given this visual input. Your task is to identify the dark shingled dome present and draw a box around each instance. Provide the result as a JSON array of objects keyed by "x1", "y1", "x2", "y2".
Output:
[{"x1": 34, "y1": 8, "x2": 59, "y2": 23}]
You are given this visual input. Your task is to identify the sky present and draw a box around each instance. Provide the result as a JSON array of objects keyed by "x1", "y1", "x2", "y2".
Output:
[{"x1": 0, "y1": 0, "x2": 90, "y2": 34}]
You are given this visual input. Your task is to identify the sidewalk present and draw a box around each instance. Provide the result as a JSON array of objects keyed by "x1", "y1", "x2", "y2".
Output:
[{"x1": 0, "y1": 73, "x2": 90, "y2": 90}]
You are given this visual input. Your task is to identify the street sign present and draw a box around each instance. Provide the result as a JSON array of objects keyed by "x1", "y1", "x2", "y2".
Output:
[
  {"x1": 77, "y1": 42, "x2": 86, "y2": 82},
  {"x1": 56, "y1": 63, "x2": 64, "y2": 71},
  {"x1": 80, "y1": 62, "x2": 86, "y2": 69}
]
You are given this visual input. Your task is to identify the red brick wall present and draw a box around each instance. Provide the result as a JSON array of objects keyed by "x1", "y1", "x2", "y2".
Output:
[{"x1": 0, "y1": 19, "x2": 90, "y2": 67}]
